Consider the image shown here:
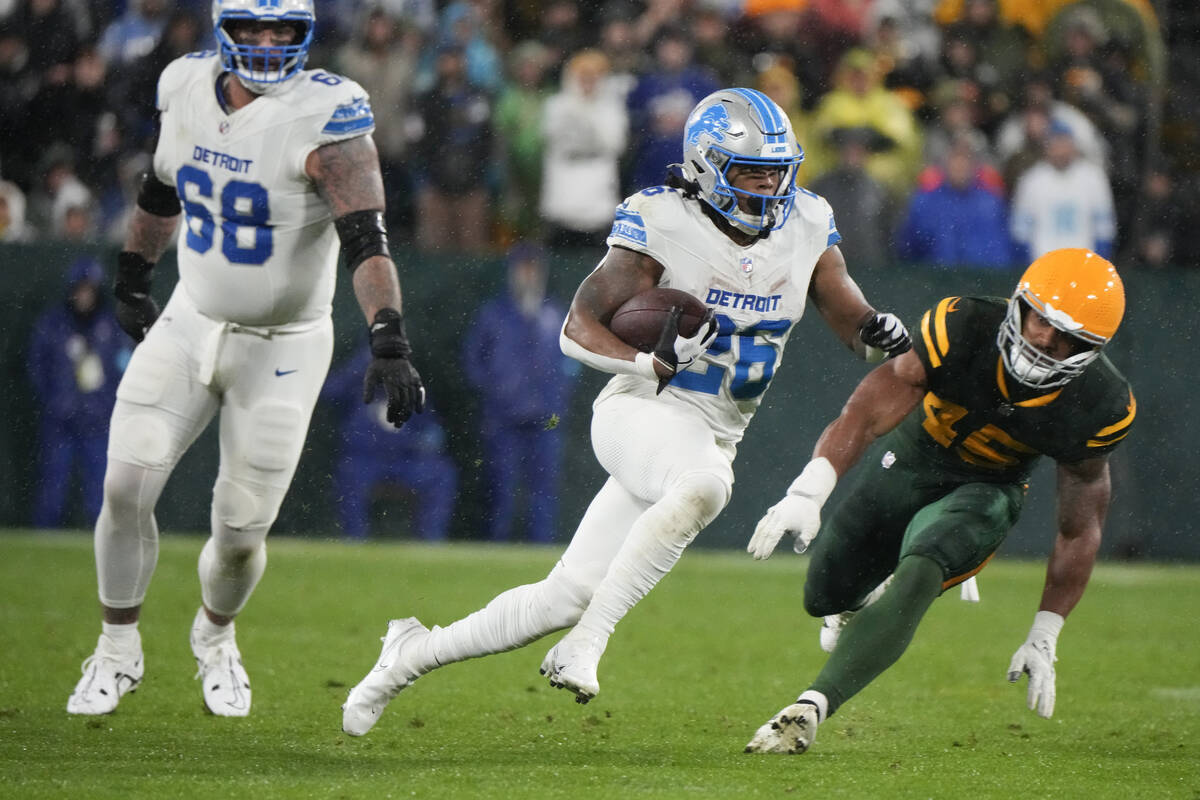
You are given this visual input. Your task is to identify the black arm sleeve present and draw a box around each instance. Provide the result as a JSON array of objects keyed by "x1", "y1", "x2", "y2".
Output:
[
  {"x1": 335, "y1": 209, "x2": 390, "y2": 272},
  {"x1": 136, "y1": 171, "x2": 182, "y2": 217}
]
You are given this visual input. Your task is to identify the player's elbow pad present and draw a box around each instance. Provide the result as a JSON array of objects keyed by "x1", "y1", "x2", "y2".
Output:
[
  {"x1": 136, "y1": 171, "x2": 182, "y2": 218},
  {"x1": 335, "y1": 209, "x2": 390, "y2": 272}
]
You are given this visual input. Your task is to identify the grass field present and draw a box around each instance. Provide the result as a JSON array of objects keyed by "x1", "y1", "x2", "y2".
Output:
[{"x1": 1, "y1": 532, "x2": 1197, "y2": 799}]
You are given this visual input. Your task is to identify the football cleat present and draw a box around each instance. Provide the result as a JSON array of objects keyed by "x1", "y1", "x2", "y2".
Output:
[
  {"x1": 190, "y1": 616, "x2": 251, "y2": 717},
  {"x1": 342, "y1": 617, "x2": 430, "y2": 736},
  {"x1": 66, "y1": 633, "x2": 145, "y2": 715},
  {"x1": 820, "y1": 574, "x2": 894, "y2": 653},
  {"x1": 539, "y1": 630, "x2": 606, "y2": 704},
  {"x1": 744, "y1": 702, "x2": 821, "y2": 754}
]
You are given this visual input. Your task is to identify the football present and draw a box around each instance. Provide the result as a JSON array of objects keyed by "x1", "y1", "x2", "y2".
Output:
[{"x1": 609, "y1": 288, "x2": 710, "y2": 352}]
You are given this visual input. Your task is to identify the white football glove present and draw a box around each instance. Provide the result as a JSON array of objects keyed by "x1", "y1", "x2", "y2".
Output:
[
  {"x1": 748, "y1": 458, "x2": 837, "y2": 559},
  {"x1": 1007, "y1": 610, "x2": 1064, "y2": 719}
]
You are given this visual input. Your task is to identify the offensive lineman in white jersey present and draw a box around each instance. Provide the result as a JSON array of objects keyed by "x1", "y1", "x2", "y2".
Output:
[
  {"x1": 66, "y1": 0, "x2": 424, "y2": 717},
  {"x1": 341, "y1": 88, "x2": 911, "y2": 735}
]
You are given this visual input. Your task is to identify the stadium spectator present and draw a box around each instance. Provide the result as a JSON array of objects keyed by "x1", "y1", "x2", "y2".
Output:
[
  {"x1": 98, "y1": 0, "x2": 171, "y2": 67},
  {"x1": 321, "y1": 346, "x2": 457, "y2": 542},
  {"x1": 411, "y1": 42, "x2": 493, "y2": 252},
  {"x1": 27, "y1": 257, "x2": 128, "y2": 528},
  {"x1": 595, "y1": 4, "x2": 644, "y2": 101},
  {"x1": 494, "y1": 40, "x2": 552, "y2": 240},
  {"x1": 896, "y1": 135, "x2": 1014, "y2": 269},
  {"x1": 994, "y1": 72, "x2": 1108, "y2": 173},
  {"x1": 10, "y1": 0, "x2": 82, "y2": 75},
  {"x1": 689, "y1": 5, "x2": 746, "y2": 86},
  {"x1": 0, "y1": 179, "x2": 33, "y2": 241},
  {"x1": 436, "y1": 1, "x2": 504, "y2": 96},
  {"x1": 1010, "y1": 121, "x2": 1116, "y2": 261},
  {"x1": 335, "y1": 7, "x2": 423, "y2": 234},
  {"x1": 863, "y1": 9, "x2": 938, "y2": 104},
  {"x1": 462, "y1": 243, "x2": 577, "y2": 544},
  {"x1": 729, "y1": 7, "x2": 824, "y2": 106},
  {"x1": 117, "y1": 9, "x2": 206, "y2": 154},
  {"x1": 809, "y1": 126, "x2": 894, "y2": 270},
  {"x1": 920, "y1": 79, "x2": 994, "y2": 175},
  {"x1": 27, "y1": 144, "x2": 90, "y2": 238},
  {"x1": 942, "y1": 0, "x2": 1031, "y2": 131},
  {"x1": 808, "y1": 48, "x2": 923, "y2": 198},
  {"x1": 534, "y1": 0, "x2": 587, "y2": 82},
  {"x1": 624, "y1": 24, "x2": 720, "y2": 172},
  {"x1": 540, "y1": 49, "x2": 627, "y2": 250},
  {"x1": 1120, "y1": 159, "x2": 1183, "y2": 270}
]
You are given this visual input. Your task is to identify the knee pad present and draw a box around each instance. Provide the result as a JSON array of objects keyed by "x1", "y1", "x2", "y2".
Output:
[
  {"x1": 212, "y1": 477, "x2": 281, "y2": 552},
  {"x1": 670, "y1": 469, "x2": 732, "y2": 529}
]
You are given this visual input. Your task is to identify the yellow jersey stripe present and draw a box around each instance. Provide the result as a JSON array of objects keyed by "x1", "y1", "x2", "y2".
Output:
[
  {"x1": 1088, "y1": 430, "x2": 1131, "y2": 447},
  {"x1": 920, "y1": 310, "x2": 941, "y2": 368},
  {"x1": 1091, "y1": 391, "x2": 1137, "y2": 438},
  {"x1": 933, "y1": 297, "x2": 955, "y2": 357}
]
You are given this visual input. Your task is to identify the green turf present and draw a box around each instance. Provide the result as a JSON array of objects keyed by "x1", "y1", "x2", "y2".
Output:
[{"x1": 1, "y1": 532, "x2": 1197, "y2": 799}]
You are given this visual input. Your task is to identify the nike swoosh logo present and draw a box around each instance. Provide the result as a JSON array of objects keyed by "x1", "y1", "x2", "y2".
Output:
[
  {"x1": 372, "y1": 634, "x2": 404, "y2": 673},
  {"x1": 275, "y1": 368, "x2": 298, "y2": 377}
]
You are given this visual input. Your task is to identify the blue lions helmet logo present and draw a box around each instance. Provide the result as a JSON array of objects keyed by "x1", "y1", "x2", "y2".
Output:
[{"x1": 686, "y1": 104, "x2": 731, "y2": 146}]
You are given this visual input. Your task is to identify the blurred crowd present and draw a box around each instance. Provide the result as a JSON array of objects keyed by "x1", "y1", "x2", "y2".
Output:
[{"x1": 2, "y1": 0, "x2": 1198, "y2": 271}]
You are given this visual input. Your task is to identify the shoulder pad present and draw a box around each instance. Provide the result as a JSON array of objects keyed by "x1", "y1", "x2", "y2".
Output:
[
  {"x1": 156, "y1": 51, "x2": 217, "y2": 112},
  {"x1": 790, "y1": 188, "x2": 841, "y2": 248},
  {"x1": 288, "y1": 71, "x2": 374, "y2": 140}
]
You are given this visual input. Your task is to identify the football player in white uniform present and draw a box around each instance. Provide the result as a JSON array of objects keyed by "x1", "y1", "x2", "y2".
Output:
[
  {"x1": 341, "y1": 89, "x2": 910, "y2": 735},
  {"x1": 67, "y1": 0, "x2": 424, "y2": 717}
]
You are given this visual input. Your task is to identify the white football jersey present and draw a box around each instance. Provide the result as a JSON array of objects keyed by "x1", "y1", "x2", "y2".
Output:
[
  {"x1": 153, "y1": 52, "x2": 375, "y2": 327},
  {"x1": 600, "y1": 186, "x2": 841, "y2": 444},
  {"x1": 1010, "y1": 160, "x2": 1116, "y2": 259}
]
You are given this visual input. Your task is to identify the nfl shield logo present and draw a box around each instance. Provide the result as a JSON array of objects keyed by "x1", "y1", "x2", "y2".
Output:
[
  {"x1": 740, "y1": 256, "x2": 754, "y2": 275},
  {"x1": 219, "y1": 120, "x2": 231, "y2": 135}
]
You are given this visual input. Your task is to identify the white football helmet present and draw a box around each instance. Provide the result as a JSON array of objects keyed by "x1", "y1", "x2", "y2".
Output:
[
  {"x1": 213, "y1": 0, "x2": 315, "y2": 96},
  {"x1": 679, "y1": 88, "x2": 804, "y2": 234}
]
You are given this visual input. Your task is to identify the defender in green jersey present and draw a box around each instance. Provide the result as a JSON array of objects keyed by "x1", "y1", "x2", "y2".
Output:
[{"x1": 743, "y1": 248, "x2": 1135, "y2": 755}]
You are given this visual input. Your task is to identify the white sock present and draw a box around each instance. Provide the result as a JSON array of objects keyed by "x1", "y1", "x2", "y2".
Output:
[
  {"x1": 796, "y1": 690, "x2": 829, "y2": 723},
  {"x1": 101, "y1": 621, "x2": 140, "y2": 648},
  {"x1": 192, "y1": 607, "x2": 235, "y2": 646}
]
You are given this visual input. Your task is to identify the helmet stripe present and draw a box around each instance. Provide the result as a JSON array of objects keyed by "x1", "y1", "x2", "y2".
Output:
[{"x1": 729, "y1": 88, "x2": 785, "y2": 143}]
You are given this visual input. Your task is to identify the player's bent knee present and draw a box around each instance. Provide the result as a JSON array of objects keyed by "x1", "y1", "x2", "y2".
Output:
[
  {"x1": 245, "y1": 401, "x2": 305, "y2": 473},
  {"x1": 672, "y1": 470, "x2": 732, "y2": 527},
  {"x1": 212, "y1": 478, "x2": 282, "y2": 541}
]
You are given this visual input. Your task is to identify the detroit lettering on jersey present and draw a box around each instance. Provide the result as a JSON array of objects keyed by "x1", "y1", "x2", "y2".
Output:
[
  {"x1": 192, "y1": 145, "x2": 253, "y2": 174},
  {"x1": 704, "y1": 287, "x2": 782, "y2": 313}
]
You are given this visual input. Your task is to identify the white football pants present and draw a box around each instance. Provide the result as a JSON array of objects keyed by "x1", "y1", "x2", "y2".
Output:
[
  {"x1": 96, "y1": 290, "x2": 332, "y2": 616},
  {"x1": 420, "y1": 389, "x2": 734, "y2": 668}
]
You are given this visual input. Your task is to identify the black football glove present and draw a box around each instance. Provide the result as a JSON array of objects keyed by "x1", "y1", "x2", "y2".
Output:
[
  {"x1": 114, "y1": 251, "x2": 160, "y2": 343},
  {"x1": 858, "y1": 311, "x2": 911, "y2": 362},
  {"x1": 363, "y1": 307, "x2": 426, "y2": 428},
  {"x1": 651, "y1": 306, "x2": 717, "y2": 395}
]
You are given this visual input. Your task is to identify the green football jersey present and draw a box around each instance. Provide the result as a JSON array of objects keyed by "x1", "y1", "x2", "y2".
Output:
[{"x1": 885, "y1": 296, "x2": 1136, "y2": 484}]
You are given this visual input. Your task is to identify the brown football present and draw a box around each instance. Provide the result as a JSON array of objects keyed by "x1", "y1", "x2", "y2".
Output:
[{"x1": 609, "y1": 288, "x2": 710, "y2": 352}]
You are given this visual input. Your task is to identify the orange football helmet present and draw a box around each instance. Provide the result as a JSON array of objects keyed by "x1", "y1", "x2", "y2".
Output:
[{"x1": 998, "y1": 248, "x2": 1125, "y2": 388}]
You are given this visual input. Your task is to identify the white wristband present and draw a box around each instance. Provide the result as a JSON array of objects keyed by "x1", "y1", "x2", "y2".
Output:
[
  {"x1": 633, "y1": 351, "x2": 660, "y2": 381},
  {"x1": 1030, "y1": 610, "x2": 1065, "y2": 639},
  {"x1": 786, "y1": 457, "x2": 838, "y2": 507}
]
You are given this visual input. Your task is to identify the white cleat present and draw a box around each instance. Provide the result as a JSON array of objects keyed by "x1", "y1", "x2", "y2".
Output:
[
  {"x1": 744, "y1": 702, "x2": 821, "y2": 754},
  {"x1": 191, "y1": 620, "x2": 251, "y2": 717},
  {"x1": 819, "y1": 612, "x2": 854, "y2": 654},
  {"x1": 539, "y1": 630, "x2": 606, "y2": 704},
  {"x1": 820, "y1": 574, "x2": 895, "y2": 653},
  {"x1": 342, "y1": 618, "x2": 430, "y2": 736},
  {"x1": 67, "y1": 633, "x2": 144, "y2": 715}
]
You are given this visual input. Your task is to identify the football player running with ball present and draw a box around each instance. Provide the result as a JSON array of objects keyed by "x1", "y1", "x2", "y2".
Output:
[
  {"x1": 66, "y1": 0, "x2": 424, "y2": 717},
  {"x1": 745, "y1": 249, "x2": 1134, "y2": 755},
  {"x1": 342, "y1": 88, "x2": 911, "y2": 735}
]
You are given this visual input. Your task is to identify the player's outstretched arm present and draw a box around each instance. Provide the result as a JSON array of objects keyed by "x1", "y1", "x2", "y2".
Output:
[
  {"x1": 749, "y1": 351, "x2": 927, "y2": 559},
  {"x1": 309, "y1": 135, "x2": 424, "y2": 428},
  {"x1": 808, "y1": 245, "x2": 911, "y2": 361},
  {"x1": 559, "y1": 246, "x2": 669, "y2": 380},
  {"x1": 1007, "y1": 456, "x2": 1109, "y2": 718}
]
